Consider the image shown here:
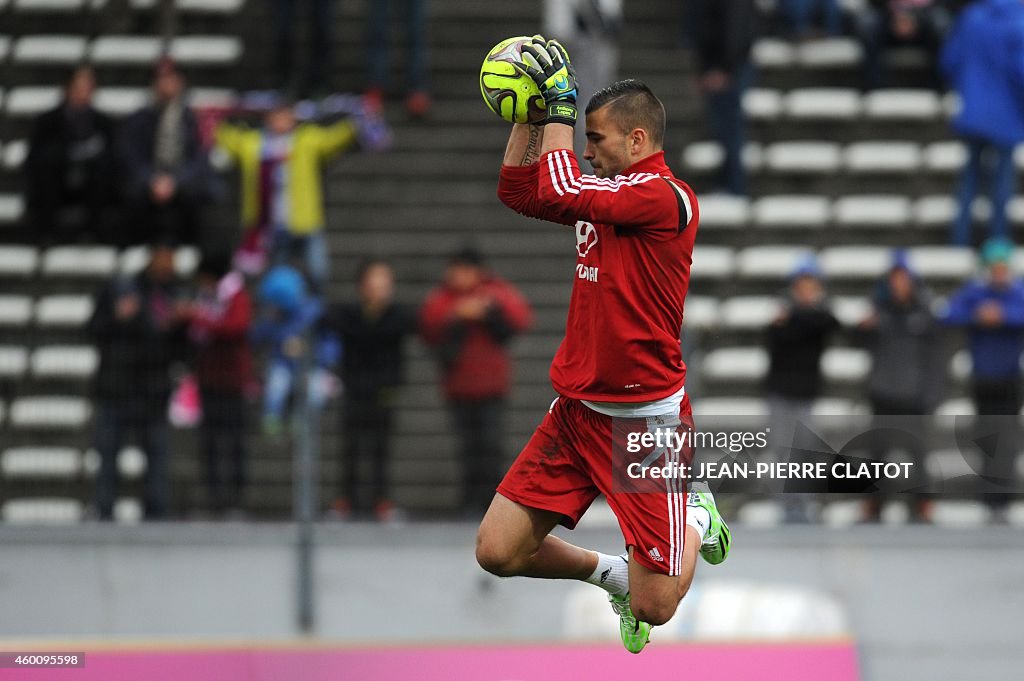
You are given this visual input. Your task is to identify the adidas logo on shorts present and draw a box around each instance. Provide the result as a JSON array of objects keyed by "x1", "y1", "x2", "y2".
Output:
[{"x1": 647, "y1": 547, "x2": 664, "y2": 562}]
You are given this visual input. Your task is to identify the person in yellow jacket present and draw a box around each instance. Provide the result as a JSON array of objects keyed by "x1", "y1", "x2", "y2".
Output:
[{"x1": 215, "y1": 101, "x2": 356, "y2": 287}]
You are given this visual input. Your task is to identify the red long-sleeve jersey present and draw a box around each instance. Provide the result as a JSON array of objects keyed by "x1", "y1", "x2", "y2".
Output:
[{"x1": 498, "y1": 148, "x2": 699, "y2": 403}]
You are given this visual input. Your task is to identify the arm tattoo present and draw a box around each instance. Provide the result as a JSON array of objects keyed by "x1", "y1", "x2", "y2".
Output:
[{"x1": 521, "y1": 125, "x2": 541, "y2": 165}]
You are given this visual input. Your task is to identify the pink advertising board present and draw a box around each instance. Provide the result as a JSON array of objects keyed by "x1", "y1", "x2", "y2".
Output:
[{"x1": 0, "y1": 640, "x2": 860, "y2": 681}]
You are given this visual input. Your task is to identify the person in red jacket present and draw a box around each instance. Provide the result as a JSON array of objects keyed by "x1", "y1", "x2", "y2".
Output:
[
  {"x1": 186, "y1": 253, "x2": 253, "y2": 515},
  {"x1": 473, "y1": 38, "x2": 730, "y2": 654},
  {"x1": 419, "y1": 247, "x2": 533, "y2": 515}
]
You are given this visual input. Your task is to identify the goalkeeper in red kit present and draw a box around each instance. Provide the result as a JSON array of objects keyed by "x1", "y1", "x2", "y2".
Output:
[{"x1": 474, "y1": 36, "x2": 731, "y2": 653}]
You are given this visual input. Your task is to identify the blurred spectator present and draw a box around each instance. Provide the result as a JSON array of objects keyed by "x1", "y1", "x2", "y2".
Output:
[
  {"x1": 419, "y1": 248, "x2": 533, "y2": 516},
  {"x1": 215, "y1": 99, "x2": 358, "y2": 288},
  {"x1": 330, "y1": 259, "x2": 414, "y2": 521},
  {"x1": 854, "y1": 251, "x2": 943, "y2": 522},
  {"x1": 941, "y1": 0, "x2": 1024, "y2": 246},
  {"x1": 765, "y1": 259, "x2": 840, "y2": 522},
  {"x1": 364, "y1": 0, "x2": 432, "y2": 117},
  {"x1": 778, "y1": 0, "x2": 842, "y2": 39},
  {"x1": 186, "y1": 253, "x2": 253, "y2": 515},
  {"x1": 854, "y1": 1, "x2": 952, "y2": 91},
  {"x1": 942, "y1": 238, "x2": 1024, "y2": 521},
  {"x1": 692, "y1": 0, "x2": 756, "y2": 196},
  {"x1": 25, "y1": 66, "x2": 116, "y2": 246},
  {"x1": 543, "y1": 0, "x2": 623, "y2": 154},
  {"x1": 117, "y1": 59, "x2": 218, "y2": 247},
  {"x1": 271, "y1": 0, "x2": 333, "y2": 98},
  {"x1": 88, "y1": 242, "x2": 187, "y2": 521},
  {"x1": 251, "y1": 263, "x2": 339, "y2": 436}
]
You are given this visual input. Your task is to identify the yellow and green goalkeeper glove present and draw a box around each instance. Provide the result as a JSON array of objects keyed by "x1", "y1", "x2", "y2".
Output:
[{"x1": 513, "y1": 35, "x2": 579, "y2": 127}]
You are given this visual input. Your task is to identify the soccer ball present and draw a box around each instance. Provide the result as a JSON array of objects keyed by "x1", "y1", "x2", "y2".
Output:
[{"x1": 480, "y1": 36, "x2": 547, "y2": 124}]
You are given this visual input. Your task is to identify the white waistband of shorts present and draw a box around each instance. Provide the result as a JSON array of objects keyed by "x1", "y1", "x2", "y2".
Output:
[{"x1": 581, "y1": 385, "x2": 686, "y2": 418}]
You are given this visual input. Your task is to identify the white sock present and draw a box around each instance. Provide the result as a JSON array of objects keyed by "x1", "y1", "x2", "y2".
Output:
[
  {"x1": 686, "y1": 505, "x2": 712, "y2": 545},
  {"x1": 584, "y1": 552, "x2": 630, "y2": 596}
]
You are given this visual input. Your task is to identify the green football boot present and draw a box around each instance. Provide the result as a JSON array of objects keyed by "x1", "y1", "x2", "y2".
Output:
[
  {"x1": 686, "y1": 488, "x2": 731, "y2": 565},
  {"x1": 608, "y1": 593, "x2": 651, "y2": 654}
]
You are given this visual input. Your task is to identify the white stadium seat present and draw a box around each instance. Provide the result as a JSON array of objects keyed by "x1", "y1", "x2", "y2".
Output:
[
  {"x1": 690, "y1": 246, "x2": 735, "y2": 280},
  {"x1": 914, "y1": 195, "x2": 958, "y2": 226},
  {"x1": 819, "y1": 246, "x2": 890, "y2": 279},
  {"x1": 785, "y1": 88, "x2": 861, "y2": 120},
  {"x1": 2, "y1": 140, "x2": 28, "y2": 171},
  {"x1": 832, "y1": 296, "x2": 873, "y2": 327},
  {"x1": 13, "y1": 35, "x2": 87, "y2": 64},
  {"x1": 822, "y1": 347, "x2": 871, "y2": 382},
  {"x1": 833, "y1": 195, "x2": 912, "y2": 226},
  {"x1": 35, "y1": 295, "x2": 94, "y2": 327},
  {"x1": 907, "y1": 246, "x2": 976, "y2": 280},
  {"x1": 10, "y1": 396, "x2": 91, "y2": 429},
  {"x1": 743, "y1": 89, "x2": 783, "y2": 120},
  {"x1": 737, "y1": 245, "x2": 815, "y2": 279},
  {"x1": 692, "y1": 397, "x2": 769, "y2": 417},
  {"x1": 864, "y1": 89, "x2": 941, "y2": 120},
  {"x1": 5, "y1": 87, "x2": 61, "y2": 117},
  {"x1": 120, "y1": 245, "x2": 202, "y2": 276},
  {"x1": 752, "y1": 38, "x2": 794, "y2": 68},
  {"x1": 753, "y1": 195, "x2": 830, "y2": 228},
  {"x1": 1, "y1": 498, "x2": 83, "y2": 525},
  {"x1": 683, "y1": 296, "x2": 719, "y2": 330},
  {"x1": 924, "y1": 141, "x2": 966, "y2": 173},
  {"x1": 89, "y1": 35, "x2": 163, "y2": 64},
  {"x1": 190, "y1": 88, "x2": 240, "y2": 109},
  {"x1": 0, "y1": 295, "x2": 33, "y2": 327},
  {"x1": 935, "y1": 397, "x2": 975, "y2": 417},
  {"x1": 0, "y1": 194, "x2": 25, "y2": 224},
  {"x1": 30, "y1": 345, "x2": 99, "y2": 379},
  {"x1": 797, "y1": 37, "x2": 863, "y2": 68},
  {"x1": 0, "y1": 245, "x2": 39, "y2": 276},
  {"x1": 844, "y1": 142, "x2": 921, "y2": 173},
  {"x1": 0, "y1": 346, "x2": 29, "y2": 378},
  {"x1": 764, "y1": 142, "x2": 841, "y2": 173},
  {"x1": 13, "y1": 0, "x2": 87, "y2": 9},
  {"x1": 93, "y1": 87, "x2": 149, "y2": 116},
  {"x1": 704, "y1": 347, "x2": 770, "y2": 381},
  {"x1": 682, "y1": 141, "x2": 723, "y2": 172},
  {"x1": 949, "y1": 349, "x2": 971, "y2": 381},
  {"x1": 698, "y1": 194, "x2": 750, "y2": 228},
  {"x1": 41, "y1": 246, "x2": 117, "y2": 278},
  {"x1": 1, "y1": 447, "x2": 81, "y2": 478},
  {"x1": 720, "y1": 296, "x2": 781, "y2": 330},
  {"x1": 169, "y1": 36, "x2": 242, "y2": 65}
]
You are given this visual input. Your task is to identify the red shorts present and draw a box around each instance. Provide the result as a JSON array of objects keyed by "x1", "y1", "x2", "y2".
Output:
[{"x1": 497, "y1": 393, "x2": 693, "y2": 576}]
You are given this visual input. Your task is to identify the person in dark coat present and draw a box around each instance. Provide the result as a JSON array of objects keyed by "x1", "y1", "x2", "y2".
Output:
[
  {"x1": 329, "y1": 259, "x2": 414, "y2": 521},
  {"x1": 117, "y1": 58, "x2": 217, "y2": 247},
  {"x1": 691, "y1": 0, "x2": 756, "y2": 196},
  {"x1": 941, "y1": 0, "x2": 1024, "y2": 245},
  {"x1": 89, "y1": 242, "x2": 187, "y2": 521},
  {"x1": 765, "y1": 258, "x2": 841, "y2": 522},
  {"x1": 854, "y1": 251, "x2": 944, "y2": 522},
  {"x1": 25, "y1": 65, "x2": 116, "y2": 244}
]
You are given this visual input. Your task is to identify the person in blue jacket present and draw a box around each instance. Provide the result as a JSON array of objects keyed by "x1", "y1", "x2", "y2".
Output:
[
  {"x1": 943, "y1": 238, "x2": 1024, "y2": 519},
  {"x1": 941, "y1": 0, "x2": 1024, "y2": 246},
  {"x1": 251, "y1": 264, "x2": 340, "y2": 435}
]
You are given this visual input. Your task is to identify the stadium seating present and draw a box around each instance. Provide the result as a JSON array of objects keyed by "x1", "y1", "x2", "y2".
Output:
[{"x1": 0, "y1": 0, "x2": 1012, "y2": 520}]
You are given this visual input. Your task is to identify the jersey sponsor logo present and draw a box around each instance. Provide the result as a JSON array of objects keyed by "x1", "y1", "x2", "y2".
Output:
[
  {"x1": 647, "y1": 547, "x2": 664, "y2": 562},
  {"x1": 576, "y1": 264, "x2": 599, "y2": 282},
  {"x1": 575, "y1": 221, "x2": 598, "y2": 257}
]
